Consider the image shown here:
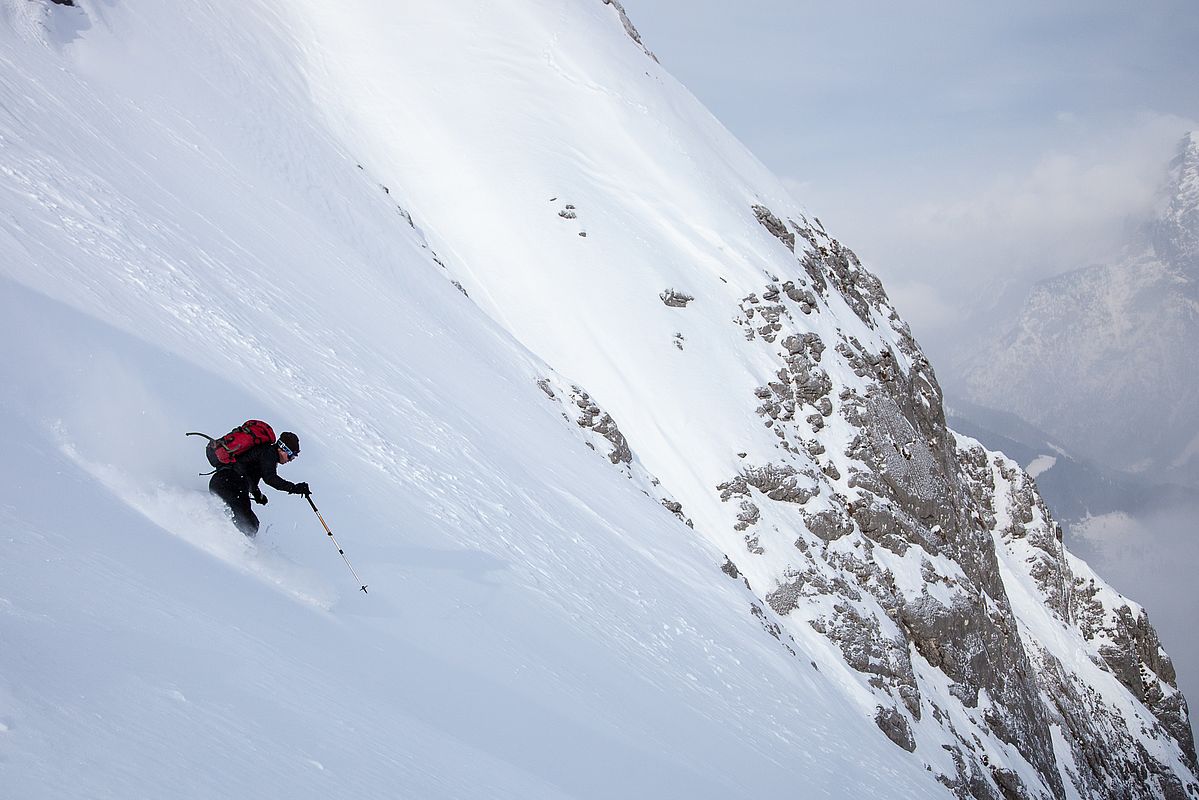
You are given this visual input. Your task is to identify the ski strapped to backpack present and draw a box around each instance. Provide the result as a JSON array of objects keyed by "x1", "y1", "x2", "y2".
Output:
[{"x1": 187, "y1": 420, "x2": 277, "y2": 470}]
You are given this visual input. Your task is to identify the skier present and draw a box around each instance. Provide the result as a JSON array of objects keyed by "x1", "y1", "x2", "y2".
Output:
[{"x1": 208, "y1": 430, "x2": 310, "y2": 538}]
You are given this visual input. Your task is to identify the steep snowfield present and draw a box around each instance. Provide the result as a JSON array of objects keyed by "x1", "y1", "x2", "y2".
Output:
[
  {"x1": 0, "y1": 2, "x2": 937, "y2": 797},
  {"x1": 285, "y1": 4, "x2": 1198, "y2": 796},
  {"x1": 2, "y1": 1, "x2": 1194, "y2": 798},
  {"x1": 295, "y1": 0, "x2": 913, "y2": 603}
]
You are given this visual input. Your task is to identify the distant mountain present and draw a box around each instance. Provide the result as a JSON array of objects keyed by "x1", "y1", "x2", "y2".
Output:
[
  {"x1": 946, "y1": 398, "x2": 1193, "y2": 524},
  {"x1": 964, "y1": 133, "x2": 1199, "y2": 486}
]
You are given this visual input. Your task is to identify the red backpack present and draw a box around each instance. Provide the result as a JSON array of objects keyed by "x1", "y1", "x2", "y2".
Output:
[{"x1": 188, "y1": 420, "x2": 276, "y2": 469}]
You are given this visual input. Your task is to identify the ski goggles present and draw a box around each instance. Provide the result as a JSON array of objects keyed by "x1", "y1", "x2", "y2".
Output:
[{"x1": 278, "y1": 441, "x2": 299, "y2": 460}]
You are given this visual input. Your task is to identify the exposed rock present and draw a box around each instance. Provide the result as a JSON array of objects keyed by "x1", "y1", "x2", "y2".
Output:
[
  {"x1": 764, "y1": 568, "x2": 807, "y2": 616},
  {"x1": 741, "y1": 463, "x2": 819, "y2": 504},
  {"x1": 600, "y1": 0, "x2": 659, "y2": 62},
  {"x1": 720, "y1": 557, "x2": 741, "y2": 580},
  {"x1": 875, "y1": 705, "x2": 917, "y2": 752},
  {"x1": 707, "y1": 234, "x2": 1199, "y2": 796},
  {"x1": 569, "y1": 386, "x2": 633, "y2": 465},
  {"x1": 660, "y1": 289, "x2": 694, "y2": 307},
  {"x1": 660, "y1": 499, "x2": 693, "y2": 528},
  {"x1": 783, "y1": 279, "x2": 819, "y2": 314},
  {"x1": 547, "y1": 188, "x2": 1195, "y2": 798},
  {"x1": 751, "y1": 204, "x2": 796, "y2": 252},
  {"x1": 1028, "y1": 639, "x2": 1197, "y2": 800},
  {"x1": 750, "y1": 603, "x2": 795, "y2": 653},
  {"x1": 734, "y1": 501, "x2": 760, "y2": 532},
  {"x1": 717, "y1": 474, "x2": 750, "y2": 501},
  {"x1": 802, "y1": 507, "x2": 854, "y2": 542},
  {"x1": 1073, "y1": 578, "x2": 1197, "y2": 767}
]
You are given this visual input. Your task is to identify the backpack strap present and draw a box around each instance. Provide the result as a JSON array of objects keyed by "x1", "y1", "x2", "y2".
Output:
[{"x1": 188, "y1": 432, "x2": 219, "y2": 475}]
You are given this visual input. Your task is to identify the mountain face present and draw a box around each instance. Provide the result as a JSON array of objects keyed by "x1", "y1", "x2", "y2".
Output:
[
  {"x1": 964, "y1": 133, "x2": 1199, "y2": 485},
  {"x1": 1, "y1": 2, "x2": 1195, "y2": 799}
]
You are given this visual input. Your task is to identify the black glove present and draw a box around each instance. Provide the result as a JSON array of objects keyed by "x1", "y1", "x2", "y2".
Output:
[
  {"x1": 292, "y1": 482, "x2": 311, "y2": 496},
  {"x1": 252, "y1": 489, "x2": 268, "y2": 505}
]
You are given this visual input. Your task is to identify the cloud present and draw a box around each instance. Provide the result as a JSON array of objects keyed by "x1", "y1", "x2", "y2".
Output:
[
  {"x1": 899, "y1": 113, "x2": 1194, "y2": 265},
  {"x1": 787, "y1": 112, "x2": 1199, "y2": 355},
  {"x1": 880, "y1": 281, "x2": 962, "y2": 332}
]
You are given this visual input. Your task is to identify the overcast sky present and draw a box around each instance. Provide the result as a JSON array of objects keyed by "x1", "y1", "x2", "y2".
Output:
[{"x1": 623, "y1": 0, "x2": 1199, "y2": 368}]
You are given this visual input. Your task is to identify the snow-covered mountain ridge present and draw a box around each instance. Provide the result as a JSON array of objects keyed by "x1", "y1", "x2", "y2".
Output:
[{"x1": 1, "y1": 2, "x2": 1194, "y2": 798}]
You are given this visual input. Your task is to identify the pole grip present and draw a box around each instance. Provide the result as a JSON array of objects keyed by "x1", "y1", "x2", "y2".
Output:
[{"x1": 307, "y1": 496, "x2": 331, "y2": 533}]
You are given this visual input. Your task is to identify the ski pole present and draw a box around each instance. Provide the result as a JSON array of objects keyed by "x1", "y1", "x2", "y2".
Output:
[{"x1": 306, "y1": 495, "x2": 368, "y2": 594}]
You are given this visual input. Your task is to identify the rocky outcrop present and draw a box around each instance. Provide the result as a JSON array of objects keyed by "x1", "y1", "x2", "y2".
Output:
[
  {"x1": 567, "y1": 385, "x2": 633, "y2": 466},
  {"x1": 600, "y1": 0, "x2": 658, "y2": 62},
  {"x1": 532, "y1": 165, "x2": 1194, "y2": 800},
  {"x1": 751, "y1": 204, "x2": 796, "y2": 252},
  {"x1": 660, "y1": 289, "x2": 694, "y2": 307},
  {"x1": 958, "y1": 436, "x2": 1198, "y2": 798},
  {"x1": 1072, "y1": 574, "x2": 1196, "y2": 769},
  {"x1": 708, "y1": 211, "x2": 1195, "y2": 798},
  {"x1": 876, "y1": 705, "x2": 917, "y2": 752},
  {"x1": 537, "y1": 373, "x2": 696, "y2": 531}
]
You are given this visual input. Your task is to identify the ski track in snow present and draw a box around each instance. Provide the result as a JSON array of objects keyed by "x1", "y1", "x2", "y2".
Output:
[{"x1": 59, "y1": 441, "x2": 337, "y2": 611}]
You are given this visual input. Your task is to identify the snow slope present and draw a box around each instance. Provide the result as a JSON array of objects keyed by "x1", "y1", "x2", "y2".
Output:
[
  {"x1": 286, "y1": 3, "x2": 1197, "y2": 796},
  {"x1": 1, "y1": 1, "x2": 1194, "y2": 798},
  {"x1": 0, "y1": 2, "x2": 940, "y2": 797}
]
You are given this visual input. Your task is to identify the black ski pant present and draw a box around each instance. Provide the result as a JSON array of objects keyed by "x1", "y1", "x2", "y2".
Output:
[{"x1": 209, "y1": 468, "x2": 259, "y2": 537}]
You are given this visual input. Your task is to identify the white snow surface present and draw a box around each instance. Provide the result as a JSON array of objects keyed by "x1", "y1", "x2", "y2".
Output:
[
  {"x1": 1, "y1": 1, "x2": 1191, "y2": 798},
  {"x1": 1025, "y1": 455, "x2": 1057, "y2": 479},
  {"x1": 0, "y1": 2, "x2": 936, "y2": 797}
]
